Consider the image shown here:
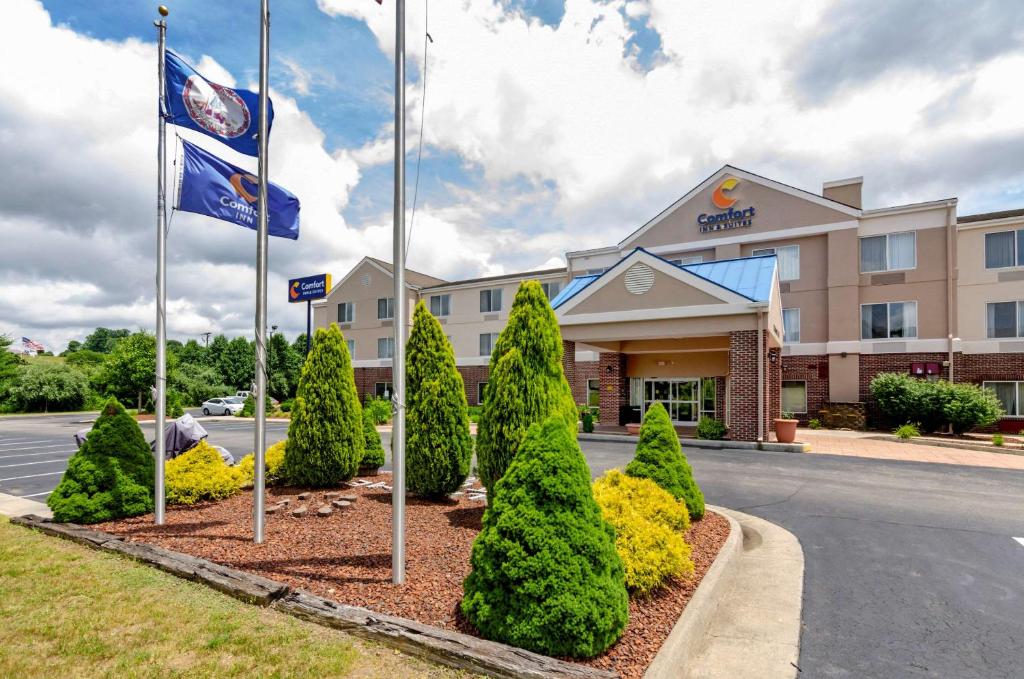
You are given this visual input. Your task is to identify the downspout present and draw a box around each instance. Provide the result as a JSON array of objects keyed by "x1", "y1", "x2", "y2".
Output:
[
  {"x1": 946, "y1": 200, "x2": 956, "y2": 383},
  {"x1": 757, "y1": 311, "x2": 765, "y2": 442}
]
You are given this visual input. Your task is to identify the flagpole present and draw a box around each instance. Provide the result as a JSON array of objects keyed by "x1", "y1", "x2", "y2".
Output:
[
  {"x1": 392, "y1": 0, "x2": 407, "y2": 585},
  {"x1": 153, "y1": 5, "x2": 169, "y2": 526},
  {"x1": 252, "y1": 0, "x2": 271, "y2": 544}
]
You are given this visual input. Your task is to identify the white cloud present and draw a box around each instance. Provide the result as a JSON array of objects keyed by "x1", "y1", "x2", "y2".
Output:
[{"x1": 280, "y1": 56, "x2": 312, "y2": 96}]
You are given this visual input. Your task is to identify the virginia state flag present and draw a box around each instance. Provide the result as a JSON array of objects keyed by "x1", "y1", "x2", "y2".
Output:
[
  {"x1": 177, "y1": 140, "x2": 299, "y2": 240},
  {"x1": 164, "y1": 50, "x2": 272, "y2": 157}
]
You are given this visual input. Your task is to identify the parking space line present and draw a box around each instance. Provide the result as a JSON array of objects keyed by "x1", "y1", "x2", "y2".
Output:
[
  {"x1": 0, "y1": 443, "x2": 69, "y2": 452},
  {"x1": 0, "y1": 440, "x2": 62, "y2": 448},
  {"x1": 19, "y1": 491, "x2": 52, "y2": 498},
  {"x1": 0, "y1": 459, "x2": 67, "y2": 469},
  {"x1": 0, "y1": 450, "x2": 77, "y2": 459},
  {"x1": 0, "y1": 471, "x2": 65, "y2": 482},
  {"x1": 1014, "y1": 537, "x2": 1024, "y2": 548}
]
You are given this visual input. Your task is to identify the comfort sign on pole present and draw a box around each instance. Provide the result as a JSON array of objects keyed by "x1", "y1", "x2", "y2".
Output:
[{"x1": 289, "y1": 273, "x2": 332, "y2": 356}]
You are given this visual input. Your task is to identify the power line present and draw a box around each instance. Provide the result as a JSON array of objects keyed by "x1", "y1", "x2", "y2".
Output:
[{"x1": 405, "y1": 0, "x2": 431, "y2": 264}]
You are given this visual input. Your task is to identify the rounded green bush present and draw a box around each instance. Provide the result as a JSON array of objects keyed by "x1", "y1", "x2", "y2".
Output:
[
  {"x1": 361, "y1": 409, "x2": 385, "y2": 471},
  {"x1": 166, "y1": 441, "x2": 242, "y2": 505},
  {"x1": 462, "y1": 417, "x2": 629, "y2": 658},
  {"x1": 625, "y1": 402, "x2": 705, "y2": 520},
  {"x1": 48, "y1": 398, "x2": 154, "y2": 523},
  {"x1": 283, "y1": 325, "x2": 363, "y2": 487},
  {"x1": 405, "y1": 302, "x2": 472, "y2": 498}
]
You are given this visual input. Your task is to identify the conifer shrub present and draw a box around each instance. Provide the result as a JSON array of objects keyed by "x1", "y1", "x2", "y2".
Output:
[
  {"x1": 362, "y1": 396, "x2": 392, "y2": 425},
  {"x1": 283, "y1": 325, "x2": 363, "y2": 487},
  {"x1": 166, "y1": 441, "x2": 243, "y2": 505},
  {"x1": 695, "y1": 415, "x2": 727, "y2": 440},
  {"x1": 476, "y1": 280, "x2": 578, "y2": 494},
  {"x1": 235, "y1": 439, "x2": 288, "y2": 487},
  {"x1": 360, "y1": 409, "x2": 385, "y2": 472},
  {"x1": 462, "y1": 417, "x2": 628, "y2": 658},
  {"x1": 593, "y1": 469, "x2": 694, "y2": 595},
  {"x1": 405, "y1": 302, "x2": 473, "y2": 498},
  {"x1": 625, "y1": 402, "x2": 705, "y2": 520},
  {"x1": 48, "y1": 398, "x2": 154, "y2": 523}
]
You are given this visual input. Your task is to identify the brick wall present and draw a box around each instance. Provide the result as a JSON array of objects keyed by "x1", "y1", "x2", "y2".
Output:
[
  {"x1": 598, "y1": 352, "x2": 628, "y2": 425},
  {"x1": 355, "y1": 365, "x2": 492, "y2": 405},
  {"x1": 461, "y1": 365, "x2": 491, "y2": 405},
  {"x1": 562, "y1": 340, "x2": 581, "y2": 404},
  {"x1": 780, "y1": 354, "x2": 829, "y2": 424}
]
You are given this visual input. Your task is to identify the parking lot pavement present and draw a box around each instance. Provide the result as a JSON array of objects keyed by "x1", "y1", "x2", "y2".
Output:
[{"x1": 0, "y1": 414, "x2": 288, "y2": 501}]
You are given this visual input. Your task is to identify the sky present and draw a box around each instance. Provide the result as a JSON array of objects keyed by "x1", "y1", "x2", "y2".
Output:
[{"x1": 1, "y1": 0, "x2": 1023, "y2": 352}]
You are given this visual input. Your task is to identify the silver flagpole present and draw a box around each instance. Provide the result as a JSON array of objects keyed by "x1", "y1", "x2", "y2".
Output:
[
  {"x1": 391, "y1": 0, "x2": 407, "y2": 585},
  {"x1": 253, "y1": 0, "x2": 271, "y2": 544},
  {"x1": 153, "y1": 5, "x2": 169, "y2": 526}
]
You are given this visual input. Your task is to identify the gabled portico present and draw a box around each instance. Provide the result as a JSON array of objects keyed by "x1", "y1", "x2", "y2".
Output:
[{"x1": 554, "y1": 249, "x2": 783, "y2": 441}]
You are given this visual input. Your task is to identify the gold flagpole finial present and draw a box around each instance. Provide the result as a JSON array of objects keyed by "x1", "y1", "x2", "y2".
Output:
[{"x1": 158, "y1": 5, "x2": 169, "y2": 17}]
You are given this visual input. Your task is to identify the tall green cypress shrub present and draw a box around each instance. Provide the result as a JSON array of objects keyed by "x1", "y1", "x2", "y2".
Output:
[
  {"x1": 48, "y1": 398, "x2": 154, "y2": 523},
  {"x1": 462, "y1": 417, "x2": 629, "y2": 658},
  {"x1": 476, "y1": 280, "x2": 577, "y2": 493},
  {"x1": 283, "y1": 324, "x2": 363, "y2": 487},
  {"x1": 625, "y1": 402, "x2": 705, "y2": 520},
  {"x1": 360, "y1": 408, "x2": 386, "y2": 472},
  {"x1": 406, "y1": 302, "x2": 473, "y2": 498}
]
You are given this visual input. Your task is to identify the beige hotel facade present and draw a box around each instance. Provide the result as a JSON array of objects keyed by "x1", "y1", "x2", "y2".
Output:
[{"x1": 314, "y1": 166, "x2": 1024, "y2": 441}]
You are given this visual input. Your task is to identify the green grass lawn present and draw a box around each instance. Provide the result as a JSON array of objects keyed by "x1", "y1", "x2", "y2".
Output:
[{"x1": 0, "y1": 517, "x2": 469, "y2": 679}]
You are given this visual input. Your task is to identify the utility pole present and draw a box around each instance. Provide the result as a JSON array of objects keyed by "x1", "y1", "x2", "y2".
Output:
[
  {"x1": 200, "y1": 332, "x2": 211, "y2": 348},
  {"x1": 153, "y1": 5, "x2": 169, "y2": 527}
]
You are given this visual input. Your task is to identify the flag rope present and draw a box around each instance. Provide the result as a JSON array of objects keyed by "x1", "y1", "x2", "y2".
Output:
[{"x1": 405, "y1": 0, "x2": 431, "y2": 264}]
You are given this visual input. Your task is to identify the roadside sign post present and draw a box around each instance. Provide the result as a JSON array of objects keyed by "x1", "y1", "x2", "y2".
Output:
[{"x1": 288, "y1": 274, "x2": 332, "y2": 357}]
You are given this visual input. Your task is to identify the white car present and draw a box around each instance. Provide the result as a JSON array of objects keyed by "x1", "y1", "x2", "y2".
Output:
[{"x1": 201, "y1": 397, "x2": 244, "y2": 416}]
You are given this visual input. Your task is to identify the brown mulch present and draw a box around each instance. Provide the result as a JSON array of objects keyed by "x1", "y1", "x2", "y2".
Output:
[{"x1": 98, "y1": 478, "x2": 729, "y2": 679}]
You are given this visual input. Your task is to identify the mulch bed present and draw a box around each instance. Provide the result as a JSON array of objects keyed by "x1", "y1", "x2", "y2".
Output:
[{"x1": 98, "y1": 476, "x2": 729, "y2": 679}]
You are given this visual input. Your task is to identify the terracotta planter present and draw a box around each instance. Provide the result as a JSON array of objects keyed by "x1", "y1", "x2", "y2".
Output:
[
  {"x1": 625, "y1": 423, "x2": 642, "y2": 436},
  {"x1": 358, "y1": 465, "x2": 381, "y2": 477},
  {"x1": 774, "y1": 419, "x2": 798, "y2": 443}
]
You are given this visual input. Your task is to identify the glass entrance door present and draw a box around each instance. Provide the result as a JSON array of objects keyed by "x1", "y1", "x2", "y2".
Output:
[{"x1": 645, "y1": 378, "x2": 699, "y2": 424}]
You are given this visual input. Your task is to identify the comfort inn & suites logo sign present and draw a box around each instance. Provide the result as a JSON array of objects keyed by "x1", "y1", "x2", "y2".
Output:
[{"x1": 698, "y1": 177, "x2": 756, "y2": 233}]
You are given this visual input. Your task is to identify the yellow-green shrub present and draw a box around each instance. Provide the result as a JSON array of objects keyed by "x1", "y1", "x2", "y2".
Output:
[
  {"x1": 166, "y1": 441, "x2": 243, "y2": 505},
  {"x1": 235, "y1": 440, "x2": 288, "y2": 488},
  {"x1": 593, "y1": 469, "x2": 695, "y2": 595}
]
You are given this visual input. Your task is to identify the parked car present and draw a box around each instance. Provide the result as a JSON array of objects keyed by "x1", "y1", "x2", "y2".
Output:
[
  {"x1": 236, "y1": 390, "x2": 251, "y2": 400},
  {"x1": 201, "y1": 397, "x2": 244, "y2": 416}
]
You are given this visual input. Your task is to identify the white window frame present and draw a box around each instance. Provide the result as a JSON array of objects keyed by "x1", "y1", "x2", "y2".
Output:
[
  {"x1": 374, "y1": 381, "x2": 393, "y2": 399},
  {"x1": 477, "y1": 382, "x2": 488, "y2": 404},
  {"x1": 429, "y1": 294, "x2": 451, "y2": 317},
  {"x1": 377, "y1": 336, "x2": 394, "y2": 359},
  {"x1": 859, "y1": 231, "x2": 917, "y2": 273},
  {"x1": 752, "y1": 245, "x2": 799, "y2": 281},
  {"x1": 986, "y1": 301, "x2": 1024, "y2": 339},
  {"x1": 781, "y1": 380, "x2": 808, "y2": 414},
  {"x1": 480, "y1": 288, "x2": 503, "y2": 313},
  {"x1": 984, "y1": 229, "x2": 1024, "y2": 270},
  {"x1": 782, "y1": 307, "x2": 801, "y2": 344},
  {"x1": 585, "y1": 268, "x2": 606, "y2": 275},
  {"x1": 346, "y1": 339, "x2": 355, "y2": 357},
  {"x1": 377, "y1": 297, "x2": 394, "y2": 320},
  {"x1": 337, "y1": 302, "x2": 354, "y2": 324},
  {"x1": 982, "y1": 381, "x2": 1021, "y2": 417},
  {"x1": 540, "y1": 281, "x2": 563, "y2": 300},
  {"x1": 479, "y1": 332, "x2": 499, "y2": 356},
  {"x1": 860, "y1": 301, "x2": 918, "y2": 340}
]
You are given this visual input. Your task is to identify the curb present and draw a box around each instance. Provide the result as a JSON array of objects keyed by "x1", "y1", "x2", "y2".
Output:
[
  {"x1": 578, "y1": 433, "x2": 810, "y2": 454},
  {"x1": 8, "y1": 514, "x2": 613, "y2": 679},
  {"x1": 864, "y1": 434, "x2": 1024, "y2": 457},
  {"x1": 644, "y1": 507, "x2": 743, "y2": 678}
]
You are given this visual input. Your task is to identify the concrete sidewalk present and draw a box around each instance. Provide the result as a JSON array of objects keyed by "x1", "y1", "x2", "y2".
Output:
[
  {"x1": 675, "y1": 507, "x2": 803, "y2": 679},
  {"x1": 0, "y1": 492, "x2": 52, "y2": 519},
  {"x1": 797, "y1": 428, "x2": 1024, "y2": 470}
]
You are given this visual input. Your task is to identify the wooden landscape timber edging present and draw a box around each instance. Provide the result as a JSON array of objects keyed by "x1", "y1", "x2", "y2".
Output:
[{"x1": 9, "y1": 514, "x2": 616, "y2": 679}]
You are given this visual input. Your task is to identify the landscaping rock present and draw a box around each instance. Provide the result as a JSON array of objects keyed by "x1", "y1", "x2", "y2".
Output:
[
  {"x1": 292, "y1": 505, "x2": 308, "y2": 517},
  {"x1": 323, "y1": 492, "x2": 340, "y2": 500},
  {"x1": 317, "y1": 506, "x2": 333, "y2": 517},
  {"x1": 337, "y1": 494, "x2": 358, "y2": 502},
  {"x1": 297, "y1": 492, "x2": 312, "y2": 501},
  {"x1": 331, "y1": 500, "x2": 352, "y2": 509}
]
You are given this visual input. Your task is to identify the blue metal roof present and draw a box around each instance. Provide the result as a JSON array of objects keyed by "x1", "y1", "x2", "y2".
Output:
[
  {"x1": 550, "y1": 274, "x2": 599, "y2": 309},
  {"x1": 551, "y1": 251, "x2": 776, "y2": 310},
  {"x1": 680, "y1": 255, "x2": 776, "y2": 302}
]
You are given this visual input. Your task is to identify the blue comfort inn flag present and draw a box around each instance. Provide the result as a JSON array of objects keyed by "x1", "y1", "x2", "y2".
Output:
[
  {"x1": 164, "y1": 50, "x2": 272, "y2": 157},
  {"x1": 177, "y1": 140, "x2": 300, "y2": 240}
]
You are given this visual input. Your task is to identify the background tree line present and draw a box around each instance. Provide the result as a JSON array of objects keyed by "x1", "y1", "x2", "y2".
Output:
[{"x1": 0, "y1": 328, "x2": 307, "y2": 413}]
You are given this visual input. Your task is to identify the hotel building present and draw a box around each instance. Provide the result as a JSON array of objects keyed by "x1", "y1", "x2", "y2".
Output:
[{"x1": 313, "y1": 166, "x2": 1024, "y2": 441}]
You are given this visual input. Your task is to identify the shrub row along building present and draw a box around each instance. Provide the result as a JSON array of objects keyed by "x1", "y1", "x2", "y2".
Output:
[{"x1": 314, "y1": 165, "x2": 1024, "y2": 440}]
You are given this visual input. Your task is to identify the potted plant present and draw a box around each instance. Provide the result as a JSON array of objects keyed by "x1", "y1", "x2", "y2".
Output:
[{"x1": 774, "y1": 411, "x2": 799, "y2": 443}]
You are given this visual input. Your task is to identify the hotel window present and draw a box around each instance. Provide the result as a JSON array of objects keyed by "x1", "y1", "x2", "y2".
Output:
[
  {"x1": 430, "y1": 294, "x2": 451, "y2": 317},
  {"x1": 477, "y1": 382, "x2": 488, "y2": 404},
  {"x1": 860, "y1": 231, "x2": 916, "y2": 273},
  {"x1": 377, "y1": 297, "x2": 394, "y2": 320},
  {"x1": 585, "y1": 268, "x2": 607, "y2": 275},
  {"x1": 541, "y1": 281, "x2": 563, "y2": 300},
  {"x1": 752, "y1": 245, "x2": 799, "y2": 281},
  {"x1": 377, "y1": 336, "x2": 394, "y2": 359},
  {"x1": 781, "y1": 381, "x2": 807, "y2": 414},
  {"x1": 782, "y1": 308, "x2": 801, "y2": 343},
  {"x1": 860, "y1": 301, "x2": 917, "y2": 339},
  {"x1": 676, "y1": 255, "x2": 704, "y2": 265},
  {"x1": 346, "y1": 339, "x2": 355, "y2": 357},
  {"x1": 480, "y1": 288, "x2": 503, "y2": 313},
  {"x1": 479, "y1": 332, "x2": 500, "y2": 356},
  {"x1": 587, "y1": 378, "x2": 600, "y2": 408},
  {"x1": 375, "y1": 382, "x2": 393, "y2": 399},
  {"x1": 337, "y1": 302, "x2": 354, "y2": 324},
  {"x1": 984, "y1": 229, "x2": 1024, "y2": 269},
  {"x1": 986, "y1": 301, "x2": 1024, "y2": 338},
  {"x1": 983, "y1": 381, "x2": 1022, "y2": 417}
]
